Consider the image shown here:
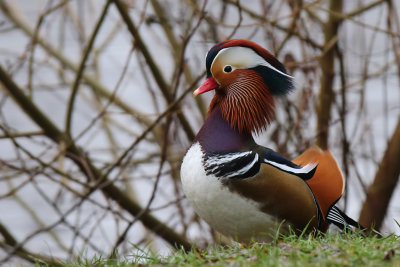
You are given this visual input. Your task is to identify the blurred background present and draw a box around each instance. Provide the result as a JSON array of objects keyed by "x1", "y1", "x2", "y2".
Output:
[{"x1": 0, "y1": 0, "x2": 399, "y2": 264}]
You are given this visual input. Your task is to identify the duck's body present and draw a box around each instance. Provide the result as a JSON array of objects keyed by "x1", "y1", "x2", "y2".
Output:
[
  {"x1": 181, "y1": 143, "x2": 282, "y2": 242},
  {"x1": 181, "y1": 39, "x2": 361, "y2": 242},
  {"x1": 181, "y1": 108, "x2": 320, "y2": 241}
]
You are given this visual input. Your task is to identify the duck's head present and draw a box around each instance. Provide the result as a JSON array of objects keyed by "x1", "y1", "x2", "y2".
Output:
[{"x1": 194, "y1": 39, "x2": 294, "y2": 134}]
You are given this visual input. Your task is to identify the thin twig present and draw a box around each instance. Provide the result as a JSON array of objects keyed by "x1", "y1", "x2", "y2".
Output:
[{"x1": 65, "y1": 0, "x2": 111, "y2": 137}]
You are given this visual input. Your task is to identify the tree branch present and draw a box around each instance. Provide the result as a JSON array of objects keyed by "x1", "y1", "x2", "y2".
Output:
[
  {"x1": 65, "y1": 0, "x2": 111, "y2": 136},
  {"x1": 358, "y1": 118, "x2": 400, "y2": 230},
  {"x1": 0, "y1": 222, "x2": 62, "y2": 266},
  {"x1": 0, "y1": 65, "x2": 193, "y2": 251},
  {"x1": 111, "y1": 0, "x2": 195, "y2": 141},
  {"x1": 316, "y1": 0, "x2": 343, "y2": 149}
]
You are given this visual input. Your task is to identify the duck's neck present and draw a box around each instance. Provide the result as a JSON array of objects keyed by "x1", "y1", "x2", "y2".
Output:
[{"x1": 194, "y1": 106, "x2": 256, "y2": 153}]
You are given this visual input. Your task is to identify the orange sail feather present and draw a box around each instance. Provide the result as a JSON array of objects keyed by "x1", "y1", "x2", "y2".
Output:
[{"x1": 293, "y1": 146, "x2": 345, "y2": 219}]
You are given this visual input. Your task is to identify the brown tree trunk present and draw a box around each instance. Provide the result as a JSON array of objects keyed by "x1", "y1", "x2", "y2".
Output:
[
  {"x1": 359, "y1": 118, "x2": 400, "y2": 230},
  {"x1": 317, "y1": 0, "x2": 343, "y2": 149}
]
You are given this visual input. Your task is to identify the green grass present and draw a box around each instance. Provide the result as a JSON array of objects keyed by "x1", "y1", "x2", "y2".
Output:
[{"x1": 41, "y1": 232, "x2": 400, "y2": 266}]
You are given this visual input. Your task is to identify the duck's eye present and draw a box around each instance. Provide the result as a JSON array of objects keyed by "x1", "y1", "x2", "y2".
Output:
[{"x1": 223, "y1": 65, "x2": 233, "y2": 73}]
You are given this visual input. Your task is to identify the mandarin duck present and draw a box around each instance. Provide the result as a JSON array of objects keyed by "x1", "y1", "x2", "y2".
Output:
[{"x1": 181, "y1": 39, "x2": 362, "y2": 242}]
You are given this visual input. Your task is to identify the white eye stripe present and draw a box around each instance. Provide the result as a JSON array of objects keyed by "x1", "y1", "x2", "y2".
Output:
[
  {"x1": 258, "y1": 58, "x2": 294, "y2": 79},
  {"x1": 211, "y1": 46, "x2": 294, "y2": 79}
]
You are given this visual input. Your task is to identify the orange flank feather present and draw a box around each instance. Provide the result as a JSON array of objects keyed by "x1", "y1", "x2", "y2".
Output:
[{"x1": 293, "y1": 146, "x2": 344, "y2": 219}]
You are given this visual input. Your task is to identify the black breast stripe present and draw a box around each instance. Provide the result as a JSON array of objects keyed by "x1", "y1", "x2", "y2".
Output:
[
  {"x1": 203, "y1": 148, "x2": 317, "y2": 180},
  {"x1": 203, "y1": 151, "x2": 260, "y2": 179}
]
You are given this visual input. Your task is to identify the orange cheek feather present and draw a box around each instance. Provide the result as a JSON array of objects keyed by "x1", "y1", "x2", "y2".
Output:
[{"x1": 209, "y1": 69, "x2": 275, "y2": 134}]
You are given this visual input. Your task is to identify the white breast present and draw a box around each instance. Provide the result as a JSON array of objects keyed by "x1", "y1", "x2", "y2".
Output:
[{"x1": 180, "y1": 142, "x2": 286, "y2": 242}]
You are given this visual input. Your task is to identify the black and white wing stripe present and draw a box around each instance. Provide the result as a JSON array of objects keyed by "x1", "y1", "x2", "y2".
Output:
[
  {"x1": 203, "y1": 147, "x2": 318, "y2": 180},
  {"x1": 262, "y1": 149, "x2": 317, "y2": 180},
  {"x1": 204, "y1": 151, "x2": 260, "y2": 179},
  {"x1": 327, "y1": 205, "x2": 364, "y2": 230}
]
